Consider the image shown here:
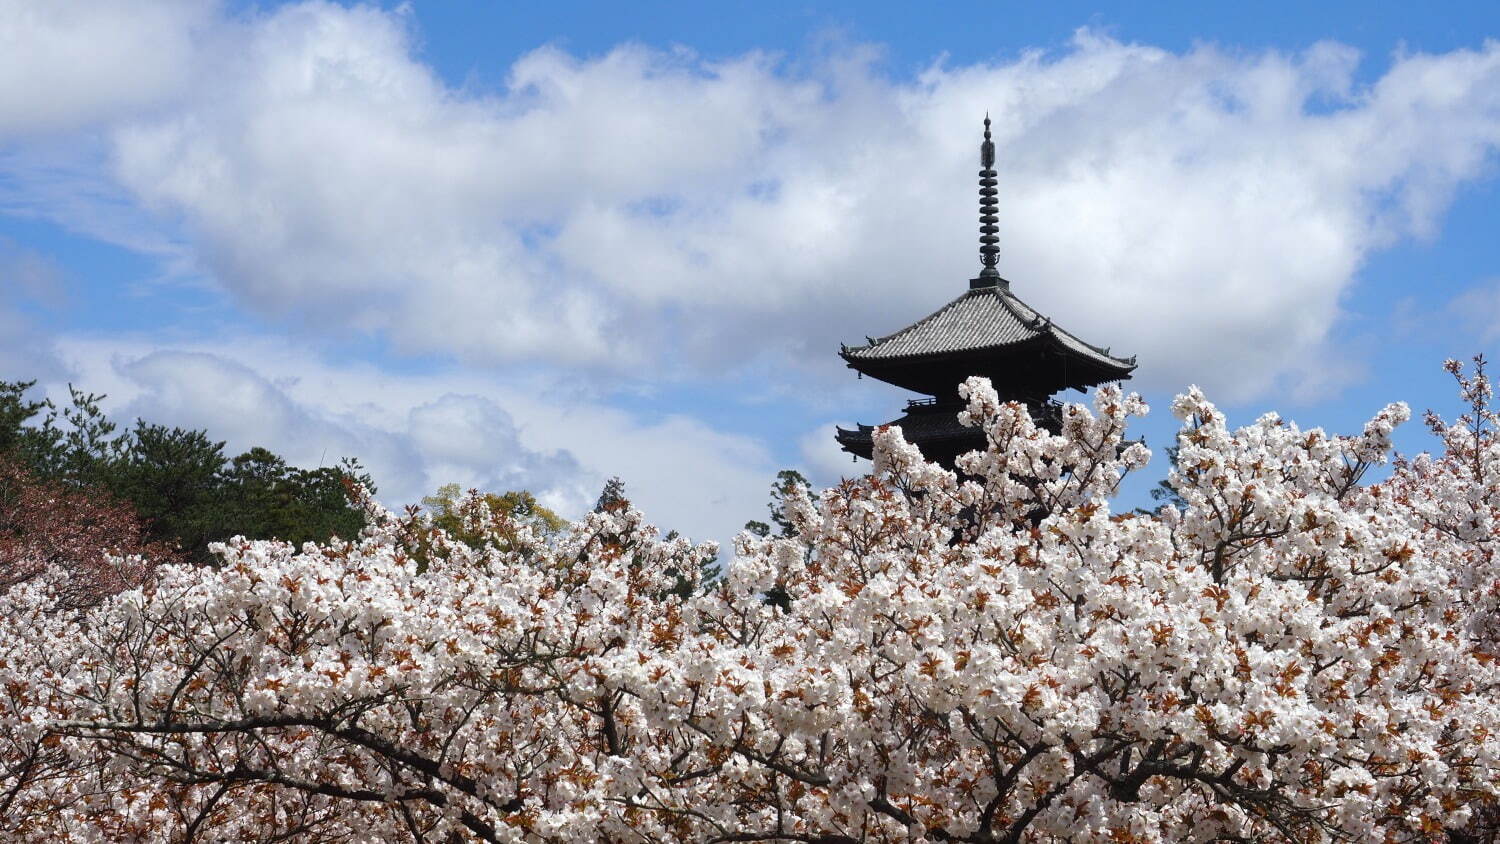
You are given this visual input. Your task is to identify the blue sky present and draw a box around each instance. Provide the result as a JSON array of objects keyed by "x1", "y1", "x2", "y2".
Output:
[{"x1": 2, "y1": 0, "x2": 1498, "y2": 549}]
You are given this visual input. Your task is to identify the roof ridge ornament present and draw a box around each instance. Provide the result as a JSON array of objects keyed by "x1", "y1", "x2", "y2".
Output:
[{"x1": 976, "y1": 114, "x2": 1001, "y2": 283}]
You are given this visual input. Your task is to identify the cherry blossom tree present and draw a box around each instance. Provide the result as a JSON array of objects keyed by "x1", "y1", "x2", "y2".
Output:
[
  {"x1": 1382, "y1": 357, "x2": 1499, "y2": 637},
  {"x1": 0, "y1": 457, "x2": 173, "y2": 608},
  {"x1": 1377, "y1": 356, "x2": 1500, "y2": 841},
  {"x1": 1, "y1": 372, "x2": 1497, "y2": 841},
  {"x1": 0, "y1": 460, "x2": 179, "y2": 835}
]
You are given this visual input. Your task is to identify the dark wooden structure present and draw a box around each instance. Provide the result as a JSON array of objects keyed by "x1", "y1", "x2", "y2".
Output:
[{"x1": 836, "y1": 118, "x2": 1136, "y2": 467}]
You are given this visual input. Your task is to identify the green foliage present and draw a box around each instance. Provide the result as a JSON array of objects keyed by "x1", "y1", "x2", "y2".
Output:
[
  {"x1": 663, "y1": 528, "x2": 720, "y2": 600},
  {"x1": 593, "y1": 476, "x2": 627, "y2": 513},
  {"x1": 1148, "y1": 444, "x2": 1186, "y2": 511},
  {"x1": 745, "y1": 469, "x2": 816, "y2": 540},
  {"x1": 0, "y1": 380, "x2": 63, "y2": 471},
  {"x1": 220, "y1": 448, "x2": 373, "y2": 554},
  {"x1": 54, "y1": 386, "x2": 122, "y2": 487},
  {"x1": 745, "y1": 469, "x2": 817, "y2": 612},
  {"x1": 422, "y1": 483, "x2": 566, "y2": 550},
  {"x1": 768, "y1": 469, "x2": 814, "y2": 536},
  {"x1": 0, "y1": 376, "x2": 372, "y2": 564},
  {"x1": 109, "y1": 422, "x2": 226, "y2": 562}
]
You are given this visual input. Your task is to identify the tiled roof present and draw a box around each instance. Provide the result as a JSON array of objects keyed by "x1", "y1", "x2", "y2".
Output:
[
  {"x1": 835, "y1": 413, "x2": 983, "y2": 461},
  {"x1": 836, "y1": 398, "x2": 1065, "y2": 449},
  {"x1": 842, "y1": 282, "x2": 1135, "y2": 372},
  {"x1": 836, "y1": 412, "x2": 976, "y2": 445}
]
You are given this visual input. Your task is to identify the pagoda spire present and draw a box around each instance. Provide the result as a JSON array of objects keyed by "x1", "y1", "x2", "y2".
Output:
[
  {"x1": 836, "y1": 118, "x2": 1137, "y2": 466},
  {"x1": 977, "y1": 115, "x2": 1000, "y2": 281}
]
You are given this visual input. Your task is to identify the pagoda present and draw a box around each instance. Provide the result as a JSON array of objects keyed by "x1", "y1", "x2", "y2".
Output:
[{"x1": 835, "y1": 118, "x2": 1136, "y2": 467}]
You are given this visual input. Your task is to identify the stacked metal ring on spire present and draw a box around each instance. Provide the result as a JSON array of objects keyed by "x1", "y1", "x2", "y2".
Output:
[{"x1": 978, "y1": 116, "x2": 1000, "y2": 278}]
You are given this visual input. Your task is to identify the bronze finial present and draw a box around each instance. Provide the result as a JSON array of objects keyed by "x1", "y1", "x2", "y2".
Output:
[
  {"x1": 981, "y1": 114, "x2": 994, "y2": 168},
  {"x1": 978, "y1": 115, "x2": 1000, "y2": 279}
]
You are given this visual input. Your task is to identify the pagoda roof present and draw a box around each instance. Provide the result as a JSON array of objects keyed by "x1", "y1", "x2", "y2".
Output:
[
  {"x1": 835, "y1": 405, "x2": 984, "y2": 462},
  {"x1": 835, "y1": 116, "x2": 1138, "y2": 405},
  {"x1": 841, "y1": 279, "x2": 1136, "y2": 377},
  {"x1": 834, "y1": 397, "x2": 1066, "y2": 462}
]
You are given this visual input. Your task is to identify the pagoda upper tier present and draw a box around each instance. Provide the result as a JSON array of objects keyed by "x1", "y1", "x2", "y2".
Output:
[
  {"x1": 839, "y1": 275, "x2": 1136, "y2": 399},
  {"x1": 835, "y1": 116, "x2": 1136, "y2": 466}
]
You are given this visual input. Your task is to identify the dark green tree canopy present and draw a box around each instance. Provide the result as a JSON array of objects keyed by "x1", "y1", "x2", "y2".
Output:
[
  {"x1": 0, "y1": 378, "x2": 372, "y2": 564},
  {"x1": 745, "y1": 469, "x2": 816, "y2": 539}
]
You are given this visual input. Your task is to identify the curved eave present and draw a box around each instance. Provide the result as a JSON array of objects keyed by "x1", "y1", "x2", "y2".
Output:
[
  {"x1": 835, "y1": 425, "x2": 874, "y2": 459},
  {"x1": 1040, "y1": 320, "x2": 1137, "y2": 376},
  {"x1": 842, "y1": 333, "x2": 1134, "y2": 395},
  {"x1": 835, "y1": 420, "x2": 986, "y2": 461},
  {"x1": 839, "y1": 283, "x2": 1136, "y2": 380},
  {"x1": 842, "y1": 335, "x2": 1134, "y2": 376}
]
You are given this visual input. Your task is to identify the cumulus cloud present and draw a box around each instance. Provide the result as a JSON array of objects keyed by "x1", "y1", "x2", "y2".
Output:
[
  {"x1": 6, "y1": 2, "x2": 1500, "y2": 543},
  {"x1": 113, "y1": 350, "x2": 430, "y2": 493},
  {"x1": 56, "y1": 338, "x2": 777, "y2": 547},
  {"x1": 0, "y1": 0, "x2": 211, "y2": 137},
  {"x1": 110, "y1": 349, "x2": 593, "y2": 513},
  {"x1": 61, "y1": 3, "x2": 1498, "y2": 401},
  {"x1": 406, "y1": 393, "x2": 582, "y2": 511}
]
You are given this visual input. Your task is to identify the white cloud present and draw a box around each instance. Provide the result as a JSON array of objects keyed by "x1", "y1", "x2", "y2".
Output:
[
  {"x1": 110, "y1": 349, "x2": 431, "y2": 492},
  {"x1": 5, "y1": 3, "x2": 1500, "y2": 547},
  {"x1": 0, "y1": 304, "x2": 65, "y2": 384},
  {"x1": 67, "y1": 6, "x2": 1498, "y2": 401},
  {"x1": 406, "y1": 393, "x2": 582, "y2": 509},
  {"x1": 797, "y1": 421, "x2": 858, "y2": 492},
  {"x1": 8, "y1": 3, "x2": 1500, "y2": 401},
  {"x1": 0, "y1": 0, "x2": 211, "y2": 137},
  {"x1": 55, "y1": 337, "x2": 777, "y2": 549},
  {"x1": 503, "y1": 404, "x2": 775, "y2": 541}
]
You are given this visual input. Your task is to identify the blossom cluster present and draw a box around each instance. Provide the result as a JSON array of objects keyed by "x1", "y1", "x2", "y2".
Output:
[
  {"x1": 0, "y1": 458, "x2": 168, "y2": 608},
  {"x1": 1, "y1": 366, "x2": 1498, "y2": 841}
]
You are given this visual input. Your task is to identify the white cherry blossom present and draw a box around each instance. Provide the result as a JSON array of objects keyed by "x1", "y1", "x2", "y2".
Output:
[{"x1": 1, "y1": 366, "x2": 1497, "y2": 841}]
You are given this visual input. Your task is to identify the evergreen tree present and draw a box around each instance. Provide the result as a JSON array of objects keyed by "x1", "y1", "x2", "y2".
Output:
[
  {"x1": 1147, "y1": 443, "x2": 1187, "y2": 510},
  {"x1": 421, "y1": 483, "x2": 565, "y2": 549},
  {"x1": 107, "y1": 422, "x2": 227, "y2": 563},
  {"x1": 744, "y1": 469, "x2": 817, "y2": 611},
  {"x1": 744, "y1": 469, "x2": 816, "y2": 538},
  {"x1": 593, "y1": 476, "x2": 627, "y2": 512},
  {"x1": 0, "y1": 375, "x2": 373, "y2": 564}
]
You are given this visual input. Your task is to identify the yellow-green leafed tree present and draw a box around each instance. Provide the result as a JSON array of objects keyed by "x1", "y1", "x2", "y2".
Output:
[{"x1": 421, "y1": 483, "x2": 566, "y2": 550}]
